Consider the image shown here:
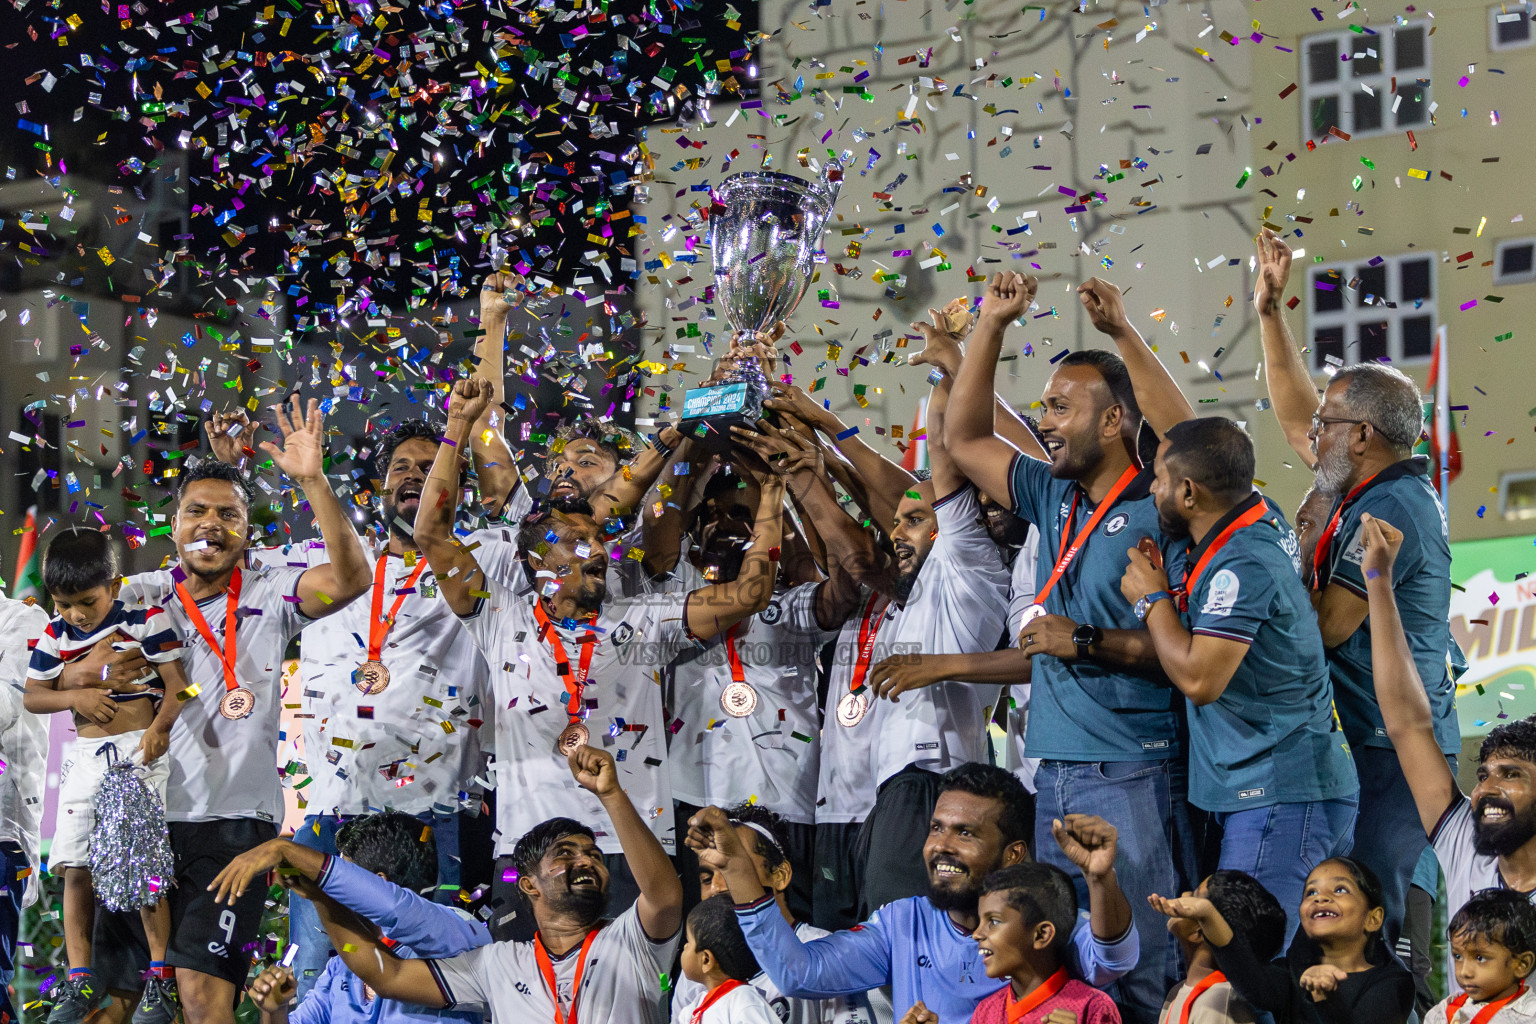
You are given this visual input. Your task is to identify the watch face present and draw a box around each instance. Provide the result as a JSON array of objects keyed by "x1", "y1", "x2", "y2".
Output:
[{"x1": 1072, "y1": 624, "x2": 1098, "y2": 645}]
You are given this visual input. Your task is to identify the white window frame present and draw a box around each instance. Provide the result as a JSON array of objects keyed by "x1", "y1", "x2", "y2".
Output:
[
  {"x1": 1494, "y1": 237, "x2": 1536, "y2": 285},
  {"x1": 1490, "y1": 4, "x2": 1535, "y2": 51},
  {"x1": 1300, "y1": 22, "x2": 1433, "y2": 143},
  {"x1": 1307, "y1": 253, "x2": 1436, "y2": 371},
  {"x1": 1498, "y1": 470, "x2": 1536, "y2": 521}
]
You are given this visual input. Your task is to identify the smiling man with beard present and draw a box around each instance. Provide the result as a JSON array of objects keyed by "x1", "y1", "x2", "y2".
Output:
[
  {"x1": 414, "y1": 379, "x2": 785, "y2": 940},
  {"x1": 255, "y1": 745, "x2": 685, "y2": 1024},
  {"x1": 687, "y1": 763, "x2": 1136, "y2": 1024},
  {"x1": 1354, "y1": 513, "x2": 1536, "y2": 995},
  {"x1": 260, "y1": 418, "x2": 495, "y2": 1000},
  {"x1": 1254, "y1": 229, "x2": 1457, "y2": 954}
]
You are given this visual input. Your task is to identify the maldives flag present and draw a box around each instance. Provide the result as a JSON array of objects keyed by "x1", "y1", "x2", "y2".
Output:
[
  {"x1": 9, "y1": 505, "x2": 46, "y2": 605},
  {"x1": 1415, "y1": 324, "x2": 1461, "y2": 502}
]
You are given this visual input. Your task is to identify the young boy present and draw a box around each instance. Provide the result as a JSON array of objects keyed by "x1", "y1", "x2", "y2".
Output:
[
  {"x1": 1431, "y1": 889, "x2": 1536, "y2": 1023},
  {"x1": 23, "y1": 529, "x2": 190, "y2": 1024},
  {"x1": 1159, "y1": 871, "x2": 1287, "y2": 1024},
  {"x1": 678, "y1": 896, "x2": 781, "y2": 1024},
  {"x1": 964, "y1": 864, "x2": 1119, "y2": 1024}
]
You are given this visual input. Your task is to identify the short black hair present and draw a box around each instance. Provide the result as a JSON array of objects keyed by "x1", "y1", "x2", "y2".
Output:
[
  {"x1": 1450, "y1": 889, "x2": 1536, "y2": 960},
  {"x1": 937, "y1": 763, "x2": 1035, "y2": 848},
  {"x1": 378, "y1": 420, "x2": 443, "y2": 475},
  {"x1": 1313, "y1": 856, "x2": 1387, "y2": 953},
  {"x1": 1481, "y1": 716, "x2": 1536, "y2": 768},
  {"x1": 511, "y1": 817, "x2": 597, "y2": 878},
  {"x1": 724, "y1": 802, "x2": 790, "y2": 876},
  {"x1": 516, "y1": 500, "x2": 598, "y2": 588},
  {"x1": 1204, "y1": 870, "x2": 1288, "y2": 961},
  {"x1": 177, "y1": 457, "x2": 255, "y2": 512},
  {"x1": 1162, "y1": 417, "x2": 1257, "y2": 505},
  {"x1": 1058, "y1": 350, "x2": 1142, "y2": 426},
  {"x1": 550, "y1": 419, "x2": 639, "y2": 468},
  {"x1": 980, "y1": 863, "x2": 1078, "y2": 955},
  {"x1": 688, "y1": 895, "x2": 761, "y2": 982},
  {"x1": 42, "y1": 529, "x2": 120, "y2": 597},
  {"x1": 335, "y1": 812, "x2": 439, "y2": 896}
]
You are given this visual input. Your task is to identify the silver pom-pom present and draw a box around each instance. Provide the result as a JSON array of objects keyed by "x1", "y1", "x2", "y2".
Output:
[{"x1": 90, "y1": 760, "x2": 175, "y2": 912}]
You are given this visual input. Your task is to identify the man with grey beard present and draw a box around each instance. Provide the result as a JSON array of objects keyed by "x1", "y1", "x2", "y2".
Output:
[{"x1": 1256, "y1": 228, "x2": 1457, "y2": 952}]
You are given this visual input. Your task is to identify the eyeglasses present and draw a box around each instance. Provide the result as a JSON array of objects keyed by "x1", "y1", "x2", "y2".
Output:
[{"x1": 1310, "y1": 413, "x2": 1369, "y2": 434}]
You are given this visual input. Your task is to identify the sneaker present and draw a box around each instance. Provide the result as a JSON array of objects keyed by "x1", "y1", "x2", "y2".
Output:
[
  {"x1": 130, "y1": 976, "x2": 180, "y2": 1024},
  {"x1": 45, "y1": 975, "x2": 103, "y2": 1024}
]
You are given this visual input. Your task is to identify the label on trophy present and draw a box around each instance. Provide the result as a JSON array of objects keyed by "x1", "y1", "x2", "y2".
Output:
[
  {"x1": 555, "y1": 722, "x2": 590, "y2": 757},
  {"x1": 683, "y1": 382, "x2": 753, "y2": 419},
  {"x1": 219, "y1": 686, "x2": 257, "y2": 720},
  {"x1": 836, "y1": 691, "x2": 868, "y2": 728},
  {"x1": 720, "y1": 681, "x2": 758, "y2": 718},
  {"x1": 354, "y1": 660, "x2": 391, "y2": 695}
]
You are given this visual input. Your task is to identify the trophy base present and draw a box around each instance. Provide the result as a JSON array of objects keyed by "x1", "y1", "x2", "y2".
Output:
[
  {"x1": 678, "y1": 381, "x2": 768, "y2": 454},
  {"x1": 678, "y1": 411, "x2": 758, "y2": 454}
]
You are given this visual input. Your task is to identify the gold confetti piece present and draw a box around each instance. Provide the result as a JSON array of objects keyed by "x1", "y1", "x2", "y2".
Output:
[{"x1": 176, "y1": 684, "x2": 201, "y2": 702}]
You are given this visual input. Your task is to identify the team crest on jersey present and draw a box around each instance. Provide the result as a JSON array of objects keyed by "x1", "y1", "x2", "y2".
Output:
[
  {"x1": 1103, "y1": 512, "x2": 1130, "y2": 537},
  {"x1": 1202, "y1": 569, "x2": 1240, "y2": 617},
  {"x1": 760, "y1": 600, "x2": 783, "y2": 625},
  {"x1": 611, "y1": 622, "x2": 635, "y2": 646}
]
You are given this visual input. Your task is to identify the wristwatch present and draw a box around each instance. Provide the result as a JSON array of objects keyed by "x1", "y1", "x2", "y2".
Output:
[
  {"x1": 1134, "y1": 590, "x2": 1173, "y2": 622},
  {"x1": 1071, "y1": 623, "x2": 1102, "y2": 658}
]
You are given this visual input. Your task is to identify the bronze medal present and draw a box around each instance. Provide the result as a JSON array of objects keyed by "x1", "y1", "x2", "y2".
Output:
[
  {"x1": 353, "y1": 659, "x2": 391, "y2": 695},
  {"x1": 555, "y1": 722, "x2": 590, "y2": 757},
  {"x1": 720, "y1": 681, "x2": 758, "y2": 718},
  {"x1": 219, "y1": 686, "x2": 256, "y2": 720},
  {"x1": 836, "y1": 691, "x2": 868, "y2": 728}
]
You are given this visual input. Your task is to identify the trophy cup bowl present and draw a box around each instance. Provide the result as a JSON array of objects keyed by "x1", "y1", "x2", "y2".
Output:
[{"x1": 678, "y1": 166, "x2": 842, "y2": 453}]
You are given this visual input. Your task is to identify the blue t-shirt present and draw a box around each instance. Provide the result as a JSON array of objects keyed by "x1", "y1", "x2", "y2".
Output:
[
  {"x1": 1006, "y1": 452, "x2": 1178, "y2": 761},
  {"x1": 1171, "y1": 494, "x2": 1360, "y2": 812},
  {"x1": 1320, "y1": 458, "x2": 1458, "y2": 754}
]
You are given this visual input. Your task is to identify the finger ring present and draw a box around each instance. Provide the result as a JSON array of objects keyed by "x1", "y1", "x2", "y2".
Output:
[{"x1": 1024, "y1": 636, "x2": 1034, "y2": 646}]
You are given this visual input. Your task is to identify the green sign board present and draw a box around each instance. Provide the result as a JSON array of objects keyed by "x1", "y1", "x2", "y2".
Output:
[{"x1": 1450, "y1": 533, "x2": 1536, "y2": 737}]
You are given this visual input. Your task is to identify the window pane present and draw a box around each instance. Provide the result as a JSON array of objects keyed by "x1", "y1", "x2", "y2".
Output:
[
  {"x1": 1309, "y1": 40, "x2": 1340, "y2": 83},
  {"x1": 1310, "y1": 95, "x2": 1340, "y2": 138},
  {"x1": 1358, "y1": 265, "x2": 1387, "y2": 308},
  {"x1": 1396, "y1": 83, "x2": 1428, "y2": 126},
  {"x1": 1396, "y1": 26, "x2": 1426, "y2": 70},
  {"x1": 1351, "y1": 42, "x2": 1383, "y2": 76},
  {"x1": 1355, "y1": 91, "x2": 1383, "y2": 132},
  {"x1": 1313, "y1": 270, "x2": 1346, "y2": 313},
  {"x1": 1314, "y1": 326, "x2": 1345, "y2": 370},
  {"x1": 1402, "y1": 315, "x2": 1433, "y2": 359},
  {"x1": 1400, "y1": 258, "x2": 1433, "y2": 302},
  {"x1": 1497, "y1": 13, "x2": 1532, "y2": 46},
  {"x1": 1358, "y1": 320, "x2": 1389, "y2": 362},
  {"x1": 1501, "y1": 243, "x2": 1535, "y2": 278}
]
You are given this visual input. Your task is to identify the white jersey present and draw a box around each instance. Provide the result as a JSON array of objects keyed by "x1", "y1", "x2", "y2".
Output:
[
  {"x1": 467, "y1": 507, "x2": 674, "y2": 599},
  {"x1": 672, "y1": 922, "x2": 877, "y2": 1024},
  {"x1": 677, "y1": 983, "x2": 782, "y2": 1024},
  {"x1": 426, "y1": 903, "x2": 679, "y2": 1024},
  {"x1": 1004, "y1": 527, "x2": 1041, "y2": 793},
  {"x1": 460, "y1": 575, "x2": 694, "y2": 855},
  {"x1": 0, "y1": 594, "x2": 50, "y2": 907},
  {"x1": 667, "y1": 582, "x2": 833, "y2": 824},
  {"x1": 122, "y1": 562, "x2": 311, "y2": 823},
  {"x1": 816, "y1": 486, "x2": 1010, "y2": 823},
  {"x1": 295, "y1": 540, "x2": 492, "y2": 816}
]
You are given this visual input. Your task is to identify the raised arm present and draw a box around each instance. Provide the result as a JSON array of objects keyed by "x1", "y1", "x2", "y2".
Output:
[
  {"x1": 571, "y1": 744, "x2": 682, "y2": 941},
  {"x1": 1255, "y1": 229, "x2": 1320, "y2": 468},
  {"x1": 1361, "y1": 513, "x2": 1459, "y2": 835},
  {"x1": 260, "y1": 396, "x2": 372, "y2": 619},
  {"x1": 636, "y1": 438, "x2": 704, "y2": 578},
  {"x1": 1078, "y1": 278, "x2": 1195, "y2": 437},
  {"x1": 309, "y1": 894, "x2": 447, "y2": 1007},
  {"x1": 414, "y1": 378, "x2": 494, "y2": 616},
  {"x1": 683, "y1": 469, "x2": 785, "y2": 641},
  {"x1": 589, "y1": 425, "x2": 686, "y2": 523},
  {"x1": 469, "y1": 272, "x2": 528, "y2": 514},
  {"x1": 945, "y1": 273, "x2": 1039, "y2": 512},
  {"x1": 204, "y1": 409, "x2": 254, "y2": 469}
]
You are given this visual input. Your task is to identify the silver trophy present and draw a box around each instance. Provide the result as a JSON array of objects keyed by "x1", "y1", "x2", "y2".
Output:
[{"x1": 678, "y1": 163, "x2": 843, "y2": 452}]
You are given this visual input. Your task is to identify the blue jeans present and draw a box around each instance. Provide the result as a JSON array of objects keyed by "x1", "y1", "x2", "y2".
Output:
[
  {"x1": 1, "y1": 842, "x2": 25, "y2": 1024},
  {"x1": 288, "y1": 811, "x2": 460, "y2": 1001},
  {"x1": 1215, "y1": 797, "x2": 1358, "y2": 943},
  {"x1": 1350, "y1": 746, "x2": 1455, "y2": 953},
  {"x1": 1036, "y1": 759, "x2": 1197, "y2": 1024}
]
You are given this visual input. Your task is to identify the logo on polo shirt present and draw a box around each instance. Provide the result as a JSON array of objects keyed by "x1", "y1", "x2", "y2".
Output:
[
  {"x1": 1203, "y1": 569, "x2": 1240, "y2": 617},
  {"x1": 761, "y1": 600, "x2": 783, "y2": 625},
  {"x1": 1238, "y1": 787, "x2": 1266, "y2": 800},
  {"x1": 611, "y1": 622, "x2": 635, "y2": 646},
  {"x1": 1103, "y1": 512, "x2": 1130, "y2": 536}
]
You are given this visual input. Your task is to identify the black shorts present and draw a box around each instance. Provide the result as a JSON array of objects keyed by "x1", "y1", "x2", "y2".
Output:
[
  {"x1": 93, "y1": 908, "x2": 150, "y2": 993},
  {"x1": 166, "y1": 818, "x2": 279, "y2": 986}
]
